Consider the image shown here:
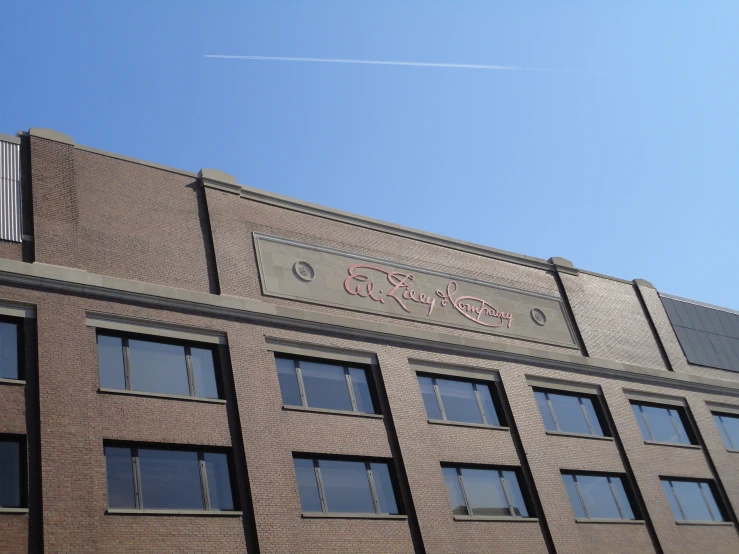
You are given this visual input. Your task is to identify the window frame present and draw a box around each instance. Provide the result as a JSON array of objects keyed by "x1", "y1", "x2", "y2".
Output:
[
  {"x1": 441, "y1": 464, "x2": 533, "y2": 519},
  {"x1": 0, "y1": 315, "x2": 24, "y2": 381},
  {"x1": 103, "y1": 442, "x2": 239, "y2": 512},
  {"x1": 293, "y1": 455, "x2": 403, "y2": 516},
  {"x1": 96, "y1": 331, "x2": 223, "y2": 400},
  {"x1": 630, "y1": 401, "x2": 697, "y2": 445},
  {"x1": 419, "y1": 373, "x2": 506, "y2": 427},
  {"x1": 534, "y1": 388, "x2": 610, "y2": 437},
  {"x1": 660, "y1": 477, "x2": 728, "y2": 523},
  {"x1": 0, "y1": 434, "x2": 27, "y2": 509},
  {"x1": 561, "y1": 471, "x2": 640, "y2": 521},
  {"x1": 276, "y1": 354, "x2": 380, "y2": 415},
  {"x1": 712, "y1": 412, "x2": 739, "y2": 450}
]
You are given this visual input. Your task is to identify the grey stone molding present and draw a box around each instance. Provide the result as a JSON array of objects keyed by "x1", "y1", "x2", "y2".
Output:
[
  {"x1": 98, "y1": 388, "x2": 227, "y2": 405},
  {"x1": 28, "y1": 128, "x2": 74, "y2": 145},
  {"x1": 106, "y1": 509, "x2": 243, "y2": 517},
  {"x1": 545, "y1": 431, "x2": 615, "y2": 442},
  {"x1": 634, "y1": 279, "x2": 656, "y2": 289},
  {"x1": 0, "y1": 132, "x2": 20, "y2": 145},
  {"x1": 427, "y1": 419, "x2": 509, "y2": 432},
  {"x1": 282, "y1": 405, "x2": 384, "y2": 419},
  {"x1": 86, "y1": 311, "x2": 227, "y2": 344},
  {"x1": 548, "y1": 257, "x2": 579, "y2": 276}
]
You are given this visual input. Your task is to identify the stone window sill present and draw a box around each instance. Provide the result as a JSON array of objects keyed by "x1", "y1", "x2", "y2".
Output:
[
  {"x1": 301, "y1": 512, "x2": 407, "y2": 520},
  {"x1": 546, "y1": 430, "x2": 614, "y2": 441},
  {"x1": 727, "y1": 449, "x2": 739, "y2": 454},
  {"x1": 428, "y1": 419, "x2": 509, "y2": 431},
  {"x1": 0, "y1": 508, "x2": 29, "y2": 514},
  {"x1": 0, "y1": 378, "x2": 24, "y2": 387},
  {"x1": 675, "y1": 520, "x2": 734, "y2": 526},
  {"x1": 99, "y1": 388, "x2": 226, "y2": 404},
  {"x1": 282, "y1": 405, "x2": 383, "y2": 419},
  {"x1": 454, "y1": 515, "x2": 538, "y2": 522},
  {"x1": 575, "y1": 518, "x2": 645, "y2": 524},
  {"x1": 106, "y1": 509, "x2": 242, "y2": 517},
  {"x1": 643, "y1": 440, "x2": 700, "y2": 450}
]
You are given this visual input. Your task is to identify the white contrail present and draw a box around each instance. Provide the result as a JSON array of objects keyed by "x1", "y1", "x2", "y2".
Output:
[{"x1": 204, "y1": 55, "x2": 595, "y2": 74}]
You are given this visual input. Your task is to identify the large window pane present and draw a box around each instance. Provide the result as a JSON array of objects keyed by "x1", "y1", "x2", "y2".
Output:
[
  {"x1": 0, "y1": 322, "x2": 19, "y2": 380},
  {"x1": 580, "y1": 397, "x2": 605, "y2": 436},
  {"x1": 436, "y1": 378, "x2": 483, "y2": 424},
  {"x1": 576, "y1": 475, "x2": 621, "y2": 519},
  {"x1": 502, "y1": 471, "x2": 528, "y2": 517},
  {"x1": 300, "y1": 361, "x2": 352, "y2": 412},
  {"x1": 191, "y1": 347, "x2": 219, "y2": 399},
  {"x1": 535, "y1": 391, "x2": 557, "y2": 431},
  {"x1": 105, "y1": 446, "x2": 135, "y2": 509},
  {"x1": 610, "y1": 478, "x2": 635, "y2": 520},
  {"x1": 548, "y1": 393, "x2": 591, "y2": 435},
  {"x1": 276, "y1": 358, "x2": 302, "y2": 406},
  {"x1": 640, "y1": 404, "x2": 681, "y2": 443},
  {"x1": 442, "y1": 467, "x2": 468, "y2": 515},
  {"x1": 562, "y1": 474, "x2": 586, "y2": 518},
  {"x1": 370, "y1": 463, "x2": 398, "y2": 514},
  {"x1": 632, "y1": 404, "x2": 651, "y2": 441},
  {"x1": 418, "y1": 376, "x2": 442, "y2": 420},
  {"x1": 204, "y1": 453, "x2": 234, "y2": 511},
  {"x1": 460, "y1": 468, "x2": 509, "y2": 516},
  {"x1": 0, "y1": 440, "x2": 21, "y2": 508},
  {"x1": 138, "y1": 449, "x2": 203, "y2": 510},
  {"x1": 319, "y1": 460, "x2": 374, "y2": 513},
  {"x1": 98, "y1": 335, "x2": 125, "y2": 390},
  {"x1": 715, "y1": 414, "x2": 739, "y2": 450},
  {"x1": 129, "y1": 340, "x2": 189, "y2": 396},
  {"x1": 294, "y1": 458, "x2": 322, "y2": 512},
  {"x1": 670, "y1": 480, "x2": 714, "y2": 522},
  {"x1": 350, "y1": 368, "x2": 376, "y2": 414},
  {"x1": 700, "y1": 483, "x2": 725, "y2": 522},
  {"x1": 477, "y1": 385, "x2": 501, "y2": 426},
  {"x1": 661, "y1": 480, "x2": 683, "y2": 520}
]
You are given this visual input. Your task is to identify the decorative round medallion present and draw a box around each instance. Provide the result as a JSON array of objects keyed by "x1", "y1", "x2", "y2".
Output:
[
  {"x1": 293, "y1": 261, "x2": 315, "y2": 282},
  {"x1": 530, "y1": 308, "x2": 547, "y2": 326}
]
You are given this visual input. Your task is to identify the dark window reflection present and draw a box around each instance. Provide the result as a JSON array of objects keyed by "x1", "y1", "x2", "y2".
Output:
[
  {"x1": 300, "y1": 361, "x2": 352, "y2": 412},
  {"x1": 105, "y1": 446, "x2": 135, "y2": 509},
  {"x1": 204, "y1": 453, "x2": 234, "y2": 511},
  {"x1": 276, "y1": 358, "x2": 302, "y2": 406},
  {"x1": 129, "y1": 340, "x2": 189, "y2": 396},
  {"x1": 442, "y1": 467, "x2": 468, "y2": 515},
  {"x1": 714, "y1": 413, "x2": 739, "y2": 450},
  {"x1": 437, "y1": 379, "x2": 483, "y2": 424},
  {"x1": 319, "y1": 460, "x2": 375, "y2": 513},
  {"x1": 633, "y1": 403, "x2": 692, "y2": 444},
  {"x1": 0, "y1": 322, "x2": 19, "y2": 380},
  {"x1": 419, "y1": 376, "x2": 442, "y2": 420},
  {"x1": 294, "y1": 458, "x2": 322, "y2": 512},
  {"x1": 460, "y1": 468, "x2": 509, "y2": 516},
  {"x1": 98, "y1": 335, "x2": 125, "y2": 390},
  {"x1": 138, "y1": 449, "x2": 203, "y2": 510},
  {"x1": 535, "y1": 390, "x2": 606, "y2": 436},
  {"x1": 191, "y1": 347, "x2": 218, "y2": 399},
  {"x1": 349, "y1": 367, "x2": 375, "y2": 414},
  {"x1": 0, "y1": 440, "x2": 21, "y2": 508},
  {"x1": 370, "y1": 463, "x2": 398, "y2": 514}
]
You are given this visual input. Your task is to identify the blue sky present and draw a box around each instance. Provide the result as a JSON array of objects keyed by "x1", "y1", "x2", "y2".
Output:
[{"x1": 2, "y1": 2, "x2": 738, "y2": 308}]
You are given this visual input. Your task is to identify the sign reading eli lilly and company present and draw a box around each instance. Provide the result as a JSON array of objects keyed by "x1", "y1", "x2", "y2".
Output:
[{"x1": 254, "y1": 233, "x2": 579, "y2": 348}]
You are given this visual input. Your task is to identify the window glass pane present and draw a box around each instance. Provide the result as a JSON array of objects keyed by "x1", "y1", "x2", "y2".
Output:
[
  {"x1": 138, "y1": 449, "x2": 203, "y2": 510},
  {"x1": 718, "y1": 414, "x2": 739, "y2": 450},
  {"x1": 610, "y1": 477, "x2": 635, "y2": 520},
  {"x1": 104, "y1": 446, "x2": 135, "y2": 509},
  {"x1": 576, "y1": 475, "x2": 621, "y2": 519},
  {"x1": 714, "y1": 415, "x2": 733, "y2": 449},
  {"x1": 319, "y1": 460, "x2": 375, "y2": 513},
  {"x1": 204, "y1": 453, "x2": 234, "y2": 511},
  {"x1": 670, "y1": 480, "x2": 713, "y2": 522},
  {"x1": 502, "y1": 471, "x2": 528, "y2": 517},
  {"x1": 562, "y1": 474, "x2": 586, "y2": 518},
  {"x1": 129, "y1": 340, "x2": 189, "y2": 396},
  {"x1": 300, "y1": 361, "x2": 353, "y2": 412},
  {"x1": 294, "y1": 458, "x2": 322, "y2": 512},
  {"x1": 0, "y1": 322, "x2": 18, "y2": 380},
  {"x1": 436, "y1": 378, "x2": 483, "y2": 424},
  {"x1": 460, "y1": 468, "x2": 509, "y2": 516},
  {"x1": 370, "y1": 463, "x2": 398, "y2": 514},
  {"x1": 699, "y1": 483, "x2": 725, "y2": 522},
  {"x1": 661, "y1": 480, "x2": 684, "y2": 521},
  {"x1": 98, "y1": 335, "x2": 125, "y2": 390},
  {"x1": 640, "y1": 404, "x2": 681, "y2": 444},
  {"x1": 276, "y1": 358, "x2": 301, "y2": 406},
  {"x1": 632, "y1": 404, "x2": 651, "y2": 440},
  {"x1": 418, "y1": 376, "x2": 442, "y2": 420},
  {"x1": 0, "y1": 440, "x2": 21, "y2": 508},
  {"x1": 580, "y1": 397, "x2": 605, "y2": 436},
  {"x1": 548, "y1": 393, "x2": 591, "y2": 435},
  {"x1": 535, "y1": 391, "x2": 557, "y2": 431},
  {"x1": 442, "y1": 467, "x2": 468, "y2": 515},
  {"x1": 477, "y1": 385, "x2": 501, "y2": 426},
  {"x1": 669, "y1": 409, "x2": 691, "y2": 444},
  {"x1": 191, "y1": 347, "x2": 219, "y2": 399},
  {"x1": 349, "y1": 368, "x2": 376, "y2": 414}
]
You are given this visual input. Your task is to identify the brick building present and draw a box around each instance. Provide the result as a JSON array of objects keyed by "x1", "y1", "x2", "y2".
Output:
[{"x1": 0, "y1": 127, "x2": 738, "y2": 553}]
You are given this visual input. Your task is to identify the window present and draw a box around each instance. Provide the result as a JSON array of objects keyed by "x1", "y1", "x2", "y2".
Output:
[
  {"x1": 104, "y1": 445, "x2": 236, "y2": 512},
  {"x1": 418, "y1": 375, "x2": 504, "y2": 426},
  {"x1": 562, "y1": 473, "x2": 638, "y2": 521},
  {"x1": 713, "y1": 412, "x2": 739, "y2": 450},
  {"x1": 0, "y1": 318, "x2": 21, "y2": 380},
  {"x1": 441, "y1": 465, "x2": 532, "y2": 518},
  {"x1": 0, "y1": 437, "x2": 25, "y2": 509},
  {"x1": 661, "y1": 478, "x2": 727, "y2": 523},
  {"x1": 97, "y1": 333, "x2": 220, "y2": 399},
  {"x1": 534, "y1": 389, "x2": 608, "y2": 437},
  {"x1": 631, "y1": 402, "x2": 696, "y2": 445},
  {"x1": 293, "y1": 456, "x2": 401, "y2": 515},
  {"x1": 276, "y1": 356, "x2": 378, "y2": 415}
]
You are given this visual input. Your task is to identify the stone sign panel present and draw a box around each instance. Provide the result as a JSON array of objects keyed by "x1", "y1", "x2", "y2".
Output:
[{"x1": 254, "y1": 233, "x2": 579, "y2": 348}]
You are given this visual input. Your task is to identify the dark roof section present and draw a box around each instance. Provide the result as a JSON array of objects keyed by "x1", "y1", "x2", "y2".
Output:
[{"x1": 661, "y1": 296, "x2": 739, "y2": 373}]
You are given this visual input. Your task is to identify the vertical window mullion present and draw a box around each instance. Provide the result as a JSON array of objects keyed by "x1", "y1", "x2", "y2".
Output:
[
  {"x1": 720, "y1": 417, "x2": 735, "y2": 449},
  {"x1": 472, "y1": 383, "x2": 488, "y2": 425},
  {"x1": 345, "y1": 366, "x2": 358, "y2": 413},
  {"x1": 122, "y1": 338, "x2": 132, "y2": 391},
  {"x1": 697, "y1": 482, "x2": 717, "y2": 522},
  {"x1": 667, "y1": 409, "x2": 687, "y2": 444},
  {"x1": 366, "y1": 462, "x2": 381, "y2": 514},
  {"x1": 433, "y1": 378, "x2": 447, "y2": 421},
  {"x1": 198, "y1": 451, "x2": 210, "y2": 511},
  {"x1": 578, "y1": 397, "x2": 595, "y2": 435},
  {"x1": 668, "y1": 480, "x2": 687, "y2": 521},
  {"x1": 607, "y1": 477, "x2": 626, "y2": 520},
  {"x1": 572, "y1": 475, "x2": 590, "y2": 519},
  {"x1": 498, "y1": 470, "x2": 516, "y2": 517},
  {"x1": 456, "y1": 468, "x2": 473, "y2": 516},
  {"x1": 313, "y1": 460, "x2": 328, "y2": 513},
  {"x1": 295, "y1": 360, "x2": 308, "y2": 408},
  {"x1": 132, "y1": 447, "x2": 143, "y2": 510},
  {"x1": 185, "y1": 346, "x2": 196, "y2": 397},
  {"x1": 639, "y1": 405, "x2": 655, "y2": 441},
  {"x1": 545, "y1": 393, "x2": 560, "y2": 432}
]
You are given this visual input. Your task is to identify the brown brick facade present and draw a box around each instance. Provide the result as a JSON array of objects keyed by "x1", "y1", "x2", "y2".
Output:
[{"x1": 0, "y1": 130, "x2": 738, "y2": 553}]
